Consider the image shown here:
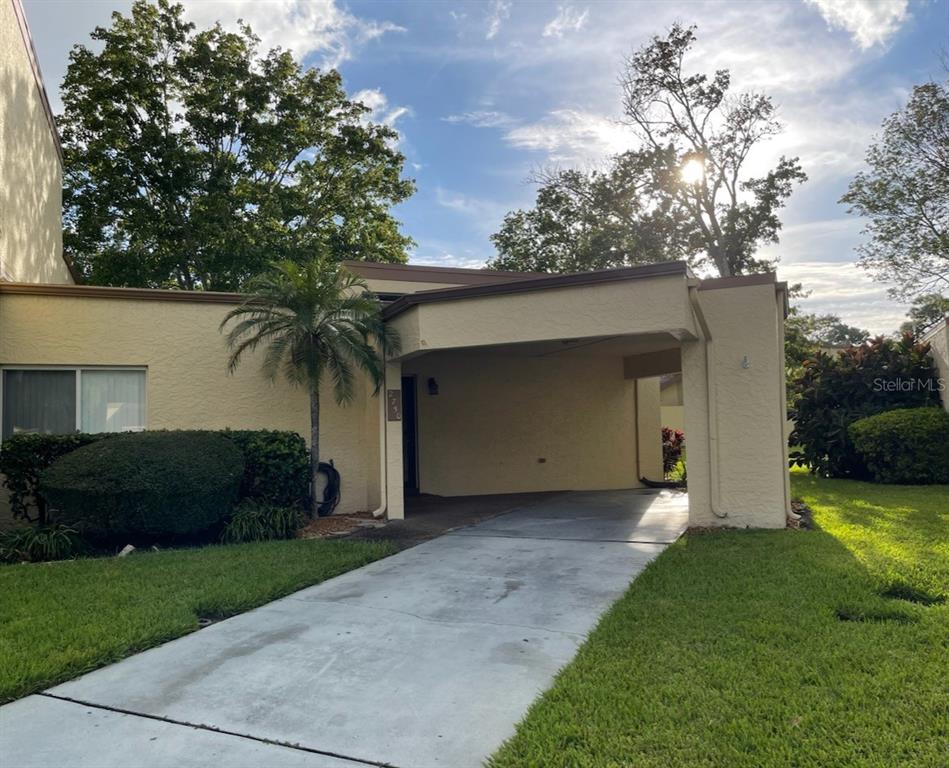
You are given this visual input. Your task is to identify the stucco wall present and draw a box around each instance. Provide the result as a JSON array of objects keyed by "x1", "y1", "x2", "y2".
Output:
[
  {"x1": 0, "y1": 0, "x2": 71, "y2": 285},
  {"x1": 660, "y1": 376, "x2": 685, "y2": 431},
  {"x1": 925, "y1": 320, "x2": 949, "y2": 412},
  {"x1": 389, "y1": 275, "x2": 695, "y2": 357},
  {"x1": 636, "y1": 377, "x2": 663, "y2": 481},
  {"x1": 682, "y1": 284, "x2": 788, "y2": 528},
  {"x1": 402, "y1": 351, "x2": 642, "y2": 497},
  {"x1": 0, "y1": 293, "x2": 381, "y2": 515}
]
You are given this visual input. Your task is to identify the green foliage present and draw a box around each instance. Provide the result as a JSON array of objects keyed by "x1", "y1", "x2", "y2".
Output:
[
  {"x1": 40, "y1": 432, "x2": 244, "y2": 541},
  {"x1": 221, "y1": 257, "x2": 397, "y2": 509},
  {"x1": 841, "y1": 79, "x2": 949, "y2": 300},
  {"x1": 900, "y1": 293, "x2": 949, "y2": 335},
  {"x1": 59, "y1": 0, "x2": 414, "y2": 290},
  {"x1": 850, "y1": 407, "x2": 949, "y2": 484},
  {"x1": 791, "y1": 334, "x2": 941, "y2": 477},
  {"x1": 1, "y1": 429, "x2": 308, "y2": 529},
  {"x1": 490, "y1": 24, "x2": 805, "y2": 277},
  {"x1": 220, "y1": 500, "x2": 304, "y2": 544},
  {"x1": 0, "y1": 525, "x2": 82, "y2": 564},
  {"x1": 0, "y1": 433, "x2": 108, "y2": 526},
  {"x1": 0, "y1": 538, "x2": 395, "y2": 702},
  {"x1": 661, "y1": 427, "x2": 685, "y2": 475},
  {"x1": 223, "y1": 430, "x2": 310, "y2": 508},
  {"x1": 784, "y1": 308, "x2": 871, "y2": 406}
]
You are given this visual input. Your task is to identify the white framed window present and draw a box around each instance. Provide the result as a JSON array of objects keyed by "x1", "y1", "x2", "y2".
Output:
[{"x1": 0, "y1": 367, "x2": 147, "y2": 440}]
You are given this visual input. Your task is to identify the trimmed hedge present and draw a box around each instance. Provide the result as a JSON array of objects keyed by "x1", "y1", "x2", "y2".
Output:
[
  {"x1": 0, "y1": 433, "x2": 108, "y2": 525},
  {"x1": 849, "y1": 408, "x2": 949, "y2": 484},
  {"x1": 1, "y1": 429, "x2": 310, "y2": 524},
  {"x1": 224, "y1": 430, "x2": 310, "y2": 508},
  {"x1": 791, "y1": 334, "x2": 940, "y2": 478},
  {"x1": 40, "y1": 432, "x2": 244, "y2": 541}
]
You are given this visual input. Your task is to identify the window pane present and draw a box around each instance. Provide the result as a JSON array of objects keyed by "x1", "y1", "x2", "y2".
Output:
[
  {"x1": 2, "y1": 370, "x2": 77, "y2": 440},
  {"x1": 80, "y1": 370, "x2": 146, "y2": 433}
]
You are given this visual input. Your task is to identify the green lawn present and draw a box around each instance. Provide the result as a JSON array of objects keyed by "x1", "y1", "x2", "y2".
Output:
[
  {"x1": 0, "y1": 538, "x2": 394, "y2": 704},
  {"x1": 489, "y1": 474, "x2": 948, "y2": 768}
]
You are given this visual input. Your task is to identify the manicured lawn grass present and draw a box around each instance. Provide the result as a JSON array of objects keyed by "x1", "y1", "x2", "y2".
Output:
[
  {"x1": 0, "y1": 538, "x2": 394, "y2": 704},
  {"x1": 489, "y1": 474, "x2": 948, "y2": 767}
]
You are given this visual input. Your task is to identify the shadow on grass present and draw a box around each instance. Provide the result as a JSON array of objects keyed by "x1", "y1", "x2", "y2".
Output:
[{"x1": 488, "y1": 478, "x2": 947, "y2": 768}]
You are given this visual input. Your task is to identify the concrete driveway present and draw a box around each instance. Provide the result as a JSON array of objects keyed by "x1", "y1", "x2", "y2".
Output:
[{"x1": 0, "y1": 489, "x2": 687, "y2": 768}]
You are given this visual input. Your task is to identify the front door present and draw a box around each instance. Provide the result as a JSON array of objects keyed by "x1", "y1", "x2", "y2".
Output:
[{"x1": 401, "y1": 376, "x2": 419, "y2": 495}]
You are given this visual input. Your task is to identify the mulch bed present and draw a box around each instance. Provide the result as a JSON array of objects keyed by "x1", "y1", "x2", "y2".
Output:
[{"x1": 299, "y1": 512, "x2": 387, "y2": 539}]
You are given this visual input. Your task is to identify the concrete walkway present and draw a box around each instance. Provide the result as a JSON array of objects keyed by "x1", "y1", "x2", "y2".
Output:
[{"x1": 0, "y1": 489, "x2": 688, "y2": 768}]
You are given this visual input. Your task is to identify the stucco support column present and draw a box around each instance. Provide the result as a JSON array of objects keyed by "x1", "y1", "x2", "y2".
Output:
[
  {"x1": 384, "y1": 360, "x2": 405, "y2": 521},
  {"x1": 635, "y1": 377, "x2": 663, "y2": 482},
  {"x1": 684, "y1": 285, "x2": 789, "y2": 528},
  {"x1": 680, "y1": 338, "x2": 713, "y2": 525}
]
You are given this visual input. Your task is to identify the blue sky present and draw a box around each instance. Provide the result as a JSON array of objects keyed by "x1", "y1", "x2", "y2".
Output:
[{"x1": 23, "y1": 0, "x2": 949, "y2": 333}]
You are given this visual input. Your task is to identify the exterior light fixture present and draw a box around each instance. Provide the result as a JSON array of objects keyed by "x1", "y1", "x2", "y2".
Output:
[{"x1": 427, "y1": 377, "x2": 439, "y2": 395}]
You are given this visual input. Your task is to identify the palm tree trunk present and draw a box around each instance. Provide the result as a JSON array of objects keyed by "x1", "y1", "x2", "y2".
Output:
[{"x1": 309, "y1": 385, "x2": 320, "y2": 515}]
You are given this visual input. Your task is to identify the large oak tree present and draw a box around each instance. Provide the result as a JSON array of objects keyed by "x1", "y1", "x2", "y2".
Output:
[
  {"x1": 490, "y1": 24, "x2": 806, "y2": 277},
  {"x1": 841, "y1": 78, "x2": 949, "y2": 301},
  {"x1": 60, "y1": 0, "x2": 415, "y2": 290}
]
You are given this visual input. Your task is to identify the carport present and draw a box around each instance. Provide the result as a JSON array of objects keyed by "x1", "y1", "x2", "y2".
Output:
[{"x1": 379, "y1": 262, "x2": 792, "y2": 529}]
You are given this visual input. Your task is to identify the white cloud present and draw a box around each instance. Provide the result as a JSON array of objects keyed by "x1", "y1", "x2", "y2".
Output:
[
  {"x1": 542, "y1": 5, "x2": 589, "y2": 38},
  {"x1": 804, "y1": 0, "x2": 909, "y2": 49},
  {"x1": 486, "y1": 0, "x2": 511, "y2": 40},
  {"x1": 181, "y1": 0, "x2": 405, "y2": 69},
  {"x1": 759, "y1": 219, "x2": 908, "y2": 334},
  {"x1": 351, "y1": 88, "x2": 412, "y2": 146},
  {"x1": 504, "y1": 109, "x2": 632, "y2": 162},
  {"x1": 442, "y1": 110, "x2": 516, "y2": 128}
]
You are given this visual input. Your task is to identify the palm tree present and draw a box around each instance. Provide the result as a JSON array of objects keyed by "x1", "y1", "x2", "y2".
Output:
[{"x1": 221, "y1": 257, "x2": 398, "y2": 514}]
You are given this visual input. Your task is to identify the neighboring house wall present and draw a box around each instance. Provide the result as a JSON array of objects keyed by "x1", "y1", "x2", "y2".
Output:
[
  {"x1": 402, "y1": 351, "x2": 645, "y2": 497},
  {"x1": 924, "y1": 319, "x2": 949, "y2": 412},
  {"x1": 0, "y1": 290, "x2": 382, "y2": 517},
  {"x1": 0, "y1": 0, "x2": 71, "y2": 284},
  {"x1": 682, "y1": 283, "x2": 789, "y2": 529}
]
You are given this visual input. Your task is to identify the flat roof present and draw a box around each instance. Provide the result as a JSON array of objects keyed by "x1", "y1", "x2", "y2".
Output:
[
  {"x1": 381, "y1": 261, "x2": 694, "y2": 319},
  {"x1": 0, "y1": 281, "x2": 243, "y2": 304},
  {"x1": 342, "y1": 260, "x2": 545, "y2": 286}
]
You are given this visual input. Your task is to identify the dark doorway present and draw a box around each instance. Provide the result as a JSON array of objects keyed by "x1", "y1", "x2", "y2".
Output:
[{"x1": 401, "y1": 375, "x2": 419, "y2": 495}]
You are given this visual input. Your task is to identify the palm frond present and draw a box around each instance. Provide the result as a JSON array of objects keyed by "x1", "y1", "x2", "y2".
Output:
[{"x1": 220, "y1": 256, "x2": 400, "y2": 405}]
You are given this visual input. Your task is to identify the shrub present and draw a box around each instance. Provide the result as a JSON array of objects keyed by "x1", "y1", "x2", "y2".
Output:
[
  {"x1": 222, "y1": 430, "x2": 310, "y2": 508},
  {"x1": 849, "y1": 408, "x2": 949, "y2": 484},
  {"x1": 220, "y1": 500, "x2": 304, "y2": 544},
  {"x1": 39, "y1": 432, "x2": 244, "y2": 542},
  {"x1": 0, "y1": 433, "x2": 109, "y2": 525},
  {"x1": 2, "y1": 429, "x2": 309, "y2": 525},
  {"x1": 662, "y1": 427, "x2": 685, "y2": 475},
  {"x1": 791, "y1": 334, "x2": 941, "y2": 477},
  {"x1": 0, "y1": 524, "x2": 82, "y2": 564}
]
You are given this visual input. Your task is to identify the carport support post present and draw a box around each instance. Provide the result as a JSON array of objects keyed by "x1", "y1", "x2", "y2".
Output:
[
  {"x1": 680, "y1": 338, "x2": 714, "y2": 526},
  {"x1": 384, "y1": 361, "x2": 405, "y2": 520}
]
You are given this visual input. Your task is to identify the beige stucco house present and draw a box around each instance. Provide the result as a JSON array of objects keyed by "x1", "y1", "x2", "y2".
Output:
[
  {"x1": 922, "y1": 316, "x2": 949, "y2": 411},
  {"x1": 0, "y1": 0, "x2": 793, "y2": 529}
]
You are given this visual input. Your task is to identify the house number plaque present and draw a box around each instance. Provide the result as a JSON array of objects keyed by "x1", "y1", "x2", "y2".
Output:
[{"x1": 386, "y1": 389, "x2": 402, "y2": 421}]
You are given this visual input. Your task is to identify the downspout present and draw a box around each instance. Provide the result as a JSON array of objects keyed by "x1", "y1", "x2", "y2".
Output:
[
  {"x1": 688, "y1": 284, "x2": 727, "y2": 520},
  {"x1": 368, "y1": 364, "x2": 388, "y2": 519},
  {"x1": 776, "y1": 286, "x2": 794, "y2": 522}
]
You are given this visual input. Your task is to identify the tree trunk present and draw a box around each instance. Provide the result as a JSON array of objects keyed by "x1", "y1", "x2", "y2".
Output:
[{"x1": 309, "y1": 385, "x2": 320, "y2": 515}]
